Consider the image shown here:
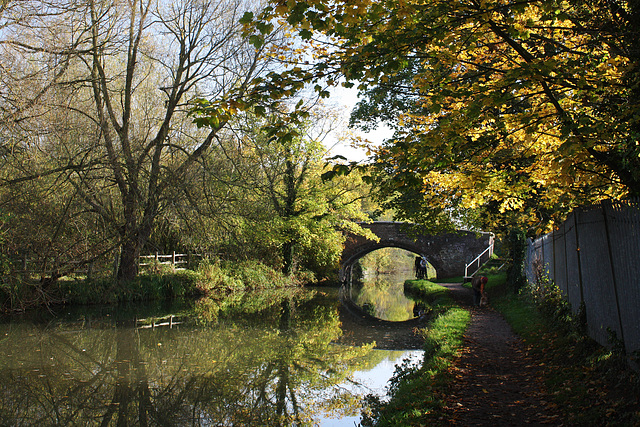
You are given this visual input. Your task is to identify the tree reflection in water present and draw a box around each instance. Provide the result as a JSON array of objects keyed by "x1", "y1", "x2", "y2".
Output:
[{"x1": 0, "y1": 288, "x2": 379, "y2": 426}]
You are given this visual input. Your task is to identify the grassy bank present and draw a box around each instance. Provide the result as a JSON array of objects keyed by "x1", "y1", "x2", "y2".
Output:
[
  {"x1": 361, "y1": 280, "x2": 470, "y2": 426},
  {"x1": 1, "y1": 259, "x2": 308, "y2": 310}
]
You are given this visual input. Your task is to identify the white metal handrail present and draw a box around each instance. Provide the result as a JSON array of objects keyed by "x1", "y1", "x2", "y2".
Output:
[{"x1": 464, "y1": 242, "x2": 494, "y2": 278}]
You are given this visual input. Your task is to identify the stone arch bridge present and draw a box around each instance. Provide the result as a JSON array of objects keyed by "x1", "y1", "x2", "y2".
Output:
[{"x1": 340, "y1": 222, "x2": 494, "y2": 282}]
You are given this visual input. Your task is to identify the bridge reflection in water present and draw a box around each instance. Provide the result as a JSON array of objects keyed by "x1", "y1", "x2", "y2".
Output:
[
  {"x1": 338, "y1": 248, "x2": 431, "y2": 350},
  {"x1": 344, "y1": 271, "x2": 417, "y2": 321}
]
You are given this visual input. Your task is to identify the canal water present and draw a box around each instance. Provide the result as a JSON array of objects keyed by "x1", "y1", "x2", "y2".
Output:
[{"x1": 0, "y1": 273, "x2": 424, "y2": 425}]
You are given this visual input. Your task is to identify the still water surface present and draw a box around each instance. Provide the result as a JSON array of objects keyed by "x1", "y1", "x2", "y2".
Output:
[
  {"x1": 346, "y1": 271, "x2": 419, "y2": 321},
  {"x1": 0, "y1": 283, "x2": 423, "y2": 426}
]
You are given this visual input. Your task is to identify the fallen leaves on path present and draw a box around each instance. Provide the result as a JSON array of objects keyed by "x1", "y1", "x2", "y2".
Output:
[{"x1": 439, "y1": 283, "x2": 565, "y2": 426}]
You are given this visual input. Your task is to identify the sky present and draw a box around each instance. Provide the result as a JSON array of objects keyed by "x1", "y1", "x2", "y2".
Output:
[{"x1": 323, "y1": 85, "x2": 395, "y2": 163}]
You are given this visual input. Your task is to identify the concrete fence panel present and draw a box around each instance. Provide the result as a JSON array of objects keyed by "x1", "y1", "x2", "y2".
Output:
[
  {"x1": 527, "y1": 200, "x2": 640, "y2": 354},
  {"x1": 542, "y1": 233, "x2": 555, "y2": 281},
  {"x1": 564, "y1": 212, "x2": 583, "y2": 311},
  {"x1": 603, "y1": 202, "x2": 640, "y2": 354},
  {"x1": 553, "y1": 223, "x2": 568, "y2": 296},
  {"x1": 525, "y1": 238, "x2": 543, "y2": 283},
  {"x1": 575, "y1": 206, "x2": 621, "y2": 347}
]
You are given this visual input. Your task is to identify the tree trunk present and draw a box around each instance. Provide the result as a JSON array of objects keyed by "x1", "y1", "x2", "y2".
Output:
[
  {"x1": 117, "y1": 189, "x2": 157, "y2": 283},
  {"x1": 282, "y1": 241, "x2": 294, "y2": 276},
  {"x1": 118, "y1": 237, "x2": 141, "y2": 284},
  {"x1": 281, "y1": 155, "x2": 297, "y2": 276}
]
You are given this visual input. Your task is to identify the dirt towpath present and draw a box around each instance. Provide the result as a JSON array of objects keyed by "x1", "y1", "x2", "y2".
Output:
[{"x1": 439, "y1": 282, "x2": 564, "y2": 426}]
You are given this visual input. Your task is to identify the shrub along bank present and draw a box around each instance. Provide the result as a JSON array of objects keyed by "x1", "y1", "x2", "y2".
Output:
[{"x1": 1, "y1": 259, "x2": 309, "y2": 311}]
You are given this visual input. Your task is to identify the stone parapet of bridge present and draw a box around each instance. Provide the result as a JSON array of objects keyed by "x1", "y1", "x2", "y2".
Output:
[{"x1": 340, "y1": 222, "x2": 493, "y2": 281}]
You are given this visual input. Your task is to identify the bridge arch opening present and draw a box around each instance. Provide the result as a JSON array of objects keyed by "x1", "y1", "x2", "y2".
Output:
[
  {"x1": 344, "y1": 247, "x2": 436, "y2": 322},
  {"x1": 351, "y1": 247, "x2": 436, "y2": 280},
  {"x1": 341, "y1": 245, "x2": 437, "y2": 282}
]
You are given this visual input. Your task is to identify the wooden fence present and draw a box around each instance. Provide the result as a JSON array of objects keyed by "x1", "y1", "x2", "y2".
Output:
[
  {"x1": 526, "y1": 199, "x2": 640, "y2": 356},
  {"x1": 9, "y1": 251, "x2": 203, "y2": 280},
  {"x1": 138, "y1": 252, "x2": 197, "y2": 269}
]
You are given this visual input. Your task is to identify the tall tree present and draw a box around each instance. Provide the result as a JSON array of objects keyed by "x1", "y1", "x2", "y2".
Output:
[
  {"x1": 246, "y1": 0, "x2": 640, "y2": 233},
  {"x1": 184, "y1": 106, "x2": 374, "y2": 277},
  {"x1": 0, "y1": 1, "x2": 118, "y2": 287},
  {"x1": 1, "y1": 0, "x2": 280, "y2": 282}
]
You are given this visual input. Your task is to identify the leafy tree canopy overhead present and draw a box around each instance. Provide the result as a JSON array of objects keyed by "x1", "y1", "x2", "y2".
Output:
[{"x1": 245, "y1": 0, "x2": 640, "y2": 234}]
